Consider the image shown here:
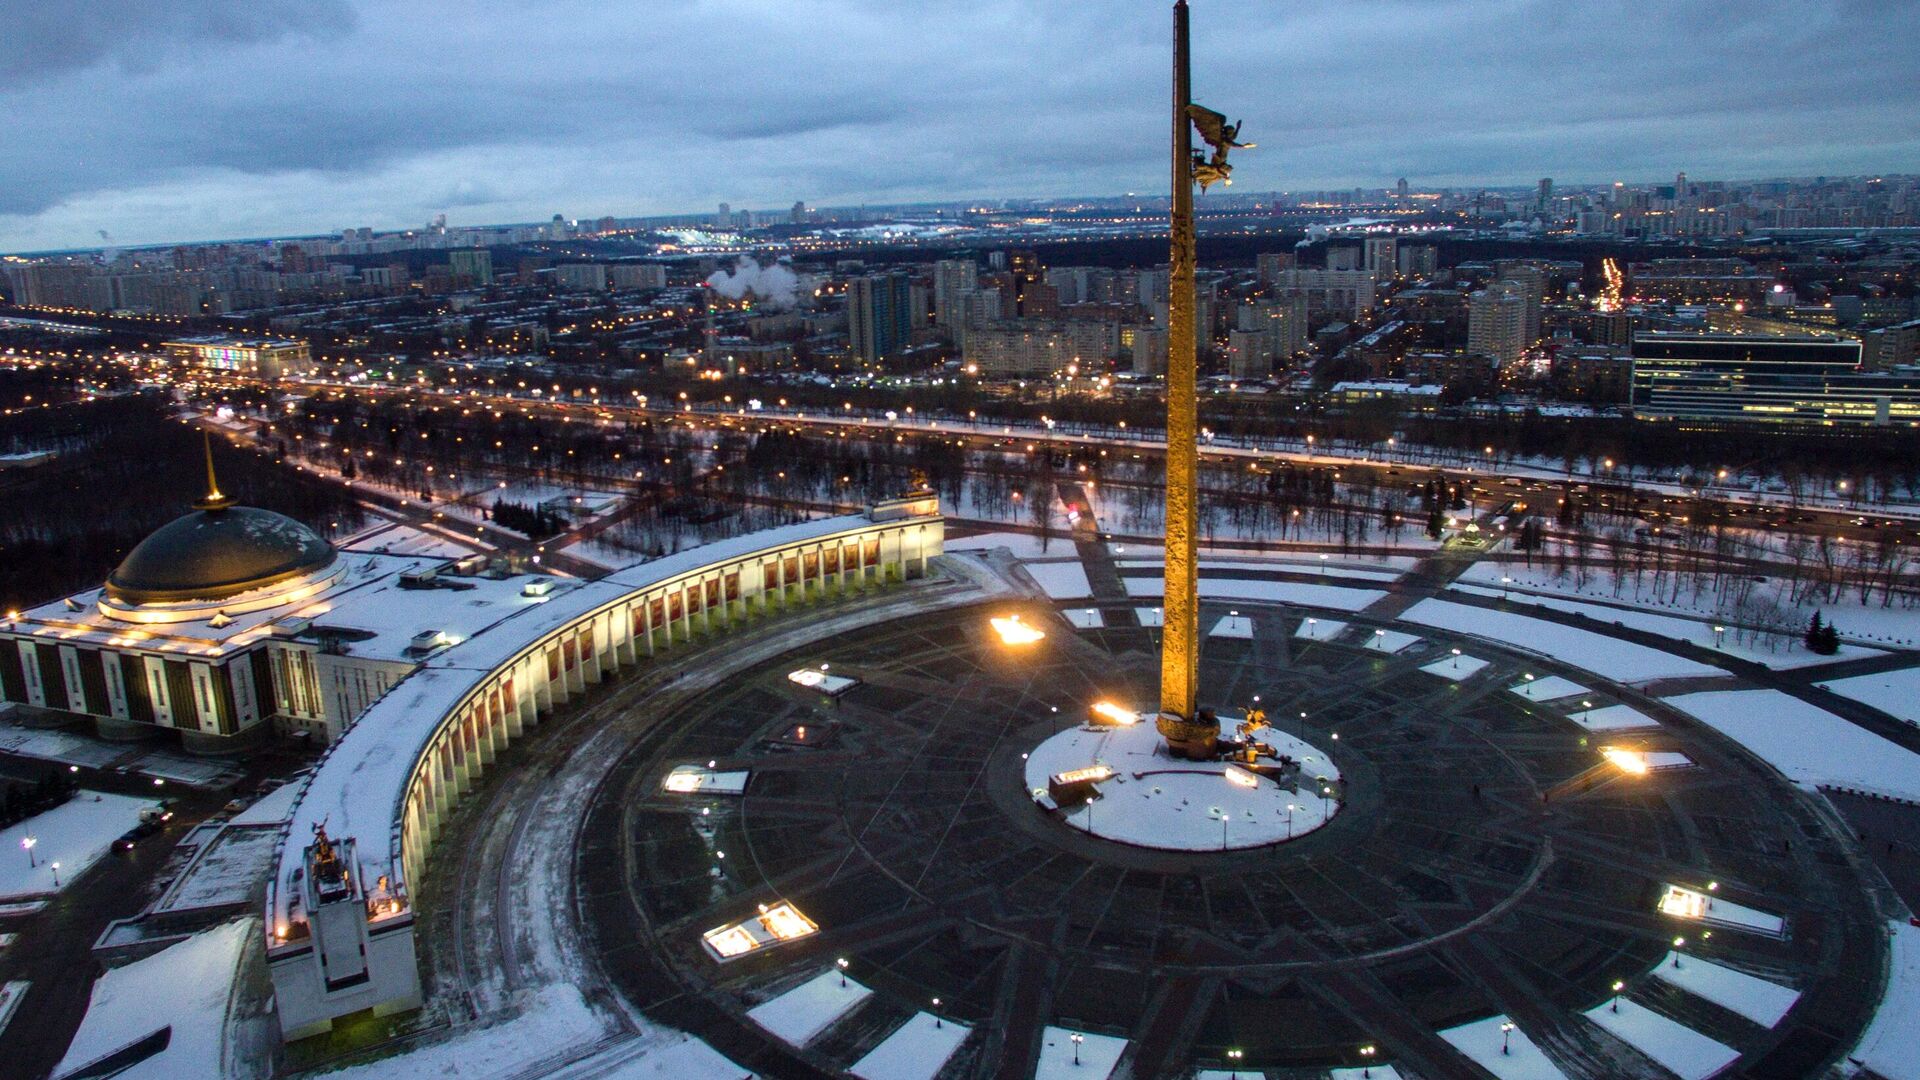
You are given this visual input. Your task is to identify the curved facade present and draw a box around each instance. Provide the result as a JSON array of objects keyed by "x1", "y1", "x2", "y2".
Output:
[{"x1": 265, "y1": 499, "x2": 943, "y2": 1040}]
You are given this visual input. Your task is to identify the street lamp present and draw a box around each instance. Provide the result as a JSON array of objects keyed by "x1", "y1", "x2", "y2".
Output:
[
  {"x1": 1359, "y1": 1044, "x2": 1376, "y2": 1077},
  {"x1": 837, "y1": 957, "x2": 849, "y2": 987},
  {"x1": 1712, "y1": 625, "x2": 1726, "y2": 650},
  {"x1": 1451, "y1": 647, "x2": 1462, "y2": 669},
  {"x1": 1611, "y1": 980, "x2": 1625, "y2": 1012},
  {"x1": 1673, "y1": 936, "x2": 1686, "y2": 967},
  {"x1": 1523, "y1": 673, "x2": 1536, "y2": 696},
  {"x1": 1320, "y1": 553, "x2": 1329, "y2": 575},
  {"x1": 1226, "y1": 1048, "x2": 1243, "y2": 1079},
  {"x1": 1501, "y1": 575, "x2": 1512, "y2": 598},
  {"x1": 932, "y1": 997, "x2": 943, "y2": 1028},
  {"x1": 1070, "y1": 1032, "x2": 1084, "y2": 1066},
  {"x1": 49, "y1": 861, "x2": 60, "y2": 888},
  {"x1": 1501, "y1": 1021, "x2": 1515, "y2": 1055},
  {"x1": 1373, "y1": 629, "x2": 1386, "y2": 649},
  {"x1": 1305, "y1": 618, "x2": 1318, "y2": 638},
  {"x1": 22, "y1": 836, "x2": 35, "y2": 869},
  {"x1": 1579, "y1": 700, "x2": 1593, "y2": 723}
]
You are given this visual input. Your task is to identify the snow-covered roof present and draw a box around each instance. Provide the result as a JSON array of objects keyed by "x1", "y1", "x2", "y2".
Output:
[
  {"x1": 268, "y1": 511, "x2": 906, "y2": 941},
  {"x1": 52, "y1": 918, "x2": 254, "y2": 1080}
]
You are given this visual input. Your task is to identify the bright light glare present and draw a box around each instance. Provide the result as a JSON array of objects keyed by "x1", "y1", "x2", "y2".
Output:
[
  {"x1": 1658, "y1": 884, "x2": 1710, "y2": 919},
  {"x1": 1602, "y1": 747, "x2": 1650, "y2": 775},
  {"x1": 1090, "y1": 701, "x2": 1139, "y2": 725},
  {"x1": 1225, "y1": 765, "x2": 1260, "y2": 788},
  {"x1": 991, "y1": 615, "x2": 1046, "y2": 645}
]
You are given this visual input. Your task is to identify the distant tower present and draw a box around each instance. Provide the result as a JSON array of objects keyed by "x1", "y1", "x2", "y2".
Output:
[
  {"x1": 1675, "y1": 171, "x2": 1688, "y2": 195},
  {"x1": 716, "y1": 202, "x2": 732, "y2": 229},
  {"x1": 1396, "y1": 177, "x2": 1410, "y2": 200},
  {"x1": 790, "y1": 201, "x2": 808, "y2": 225},
  {"x1": 1536, "y1": 177, "x2": 1554, "y2": 217}
]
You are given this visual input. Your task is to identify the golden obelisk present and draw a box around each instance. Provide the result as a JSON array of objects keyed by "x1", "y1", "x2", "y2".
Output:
[
  {"x1": 1158, "y1": 1, "x2": 1248, "y2": 758},
  {"x1": 1156, "y1": 0, "x2": 1207, "y2": 757}
]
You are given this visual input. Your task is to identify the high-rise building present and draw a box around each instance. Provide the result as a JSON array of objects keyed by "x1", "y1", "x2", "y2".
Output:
[
  {"x1": 1256, "y1": 251, "x2": 1296, "y2": 284},
  {"x1": 1467, "y1": 285, "x2": 1528, "y2": 365},
  {"x1": 1396, "y1": 245, "x2": 1438, "y2": 279},
  {"x1": 1363, "y1": 237, "x2": 1398, "y2": 281},
  {"x1": 1500, "y1": 264, "x2": 1547, "y2": 343},
  {"x1": 848, "y1": 272, "x2": 913, "y2": 363},
  {"x1": 1225, "y1": 329, "x2": 1275, "y2": 379},
  {"x1": 1238, "y1": 295, "x2": 1309, "y2": 358},
  {"x1": 962, "y1": 318, "x2": 1117, "y2": 378},
  {"x1": 609, "y1": 264, "x2": 668, "y2": 290},
  {"x1": 1121, "y1": 326, "x2": 1168, "y2": 376},
  {"x1": 553, "y1": 264, "x2": 608, "y2": 291},
  {"x1": 1536, "y1": 178, "x2": 1554, "y2": 217},
  {"x1": 790, "y1": 201, "x2": 808, "y2": 224},
  {"x1": 1272, "y1": 268, "x2": 1375, "y2": 320},
  {"x1": 932, "y1": 260, "x2": 979, "y2": 342},
  {"x1": 716, "y1": 203, "x2": 732, "y2": 228},
  {"x1": 1396, "y1": 177, "x2": 1410, "y2": 200},
  {"x1": 1326, "y1": 246, "x2": 1362, "y2": 271},
  {"x1": 448, "y1": 249, "x2": 493, "y2": 286}
]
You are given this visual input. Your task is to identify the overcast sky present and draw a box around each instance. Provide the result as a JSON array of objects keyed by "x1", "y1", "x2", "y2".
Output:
[{"x1": 3, "y1": 0, "x2": 1917, "y2": 253}]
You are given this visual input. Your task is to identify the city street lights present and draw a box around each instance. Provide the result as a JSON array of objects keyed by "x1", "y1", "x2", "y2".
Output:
[
  {"x1": 1359, "y1": 1044, "x2": 1377, "y2": 1077},
  {"x1": 1372, "y1": 629, "x2": 1386, "y2": 649},
  {"x1": 1500, "y1": 1021, "x2": 1515, "y2": 1055},
  {"x1": 1523, "y1": 672, "x2": 1536, "y2": 696},
  {"x1": 1451, "y1": 647, "x2": 1462, "y2": 669},
  {"x1": 1673, "y1": 936, "x2": 1686, "y2": 967},
  {"x1": 1579, "y1": 700, "x2": 1593, "y2": 724},
  {"x1": 1070, "y1": 1032, "x2": 1084, "y2": 1065},
  {"x1": 1305, "y1": 618, "x2": 1318, "y2": 638},
  {"x1": 1226, "y1": 1048, "x2": 1243, "y2": 1078},
  {"x1": 932, "y1": 997, "x2": 943, "y2": 1028},
  {"x1": 22, "y1": 836, "x2": 35, "y2": 868},
  {"x1": 837, "y1": 957, "x2": 849, "y2": 987},
  {"x1": 1611, "y1": 980, "x2": 1625, "y2": 1012},
  {"x1": 1713, "y1": 625, "x2": 1726, "y2": 650}
]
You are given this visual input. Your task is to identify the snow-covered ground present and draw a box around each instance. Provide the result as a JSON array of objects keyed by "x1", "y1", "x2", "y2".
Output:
[
  {"x1": 1034, "y1": 1026, "x2": 1126, "y2": 1080},
  {"x1": 1509, "y1": 675, "x2": 1591, "y2": 702},
  {"x1": 946, "y1": 530, "x2": 1067, "y2": 560},
  {"x1": 850, "y1": 1012, "x2": 971, "y2": 1080},
  {"x1": 1064, "y1": 607, "x2": 1105, "y2": 629},
  {"x1": 1583, "y1": 998, "x2": 1738, "y2": 1080},
  {"x1": 1457, "y1": 561, "x2": 1920, "y2": 651},
  {"x1": 746, "y1": 970, "x2": 872, "y2": 1046},
  {"x1": 1123, "y1": 576, "x2": 1381, "y2": 611},
  {"x1": 1024, "y1": 721, "x2": 1341, "y2": 850},
  {"x1": 1649, "y1": 953, "x2": 1799, "y2": 1027},
  {"x1": 1295, "y1": 618, "x2": 1347, "y2": 641},
  {"x1": 1664, "y1": 689, "x2": 1920, "y2": 801},
  {"x1": 1364, "y1": 629, "x2": 1422, "y2": 653},
  {"x1": 52, "y1": 918, "x2": 253, "y2": 1080},
  {"x1": 1116, "y1": 557, "x2": 1404, "y2": 583},
  {"x1": 1399, "y1": 600, "x2": 1727, "y2": 684},
  {"x1": 1023, "y1": 559, "x2": 1093, "y2": 600},
  {"x1": 1328, "y1": 1068, "x2": 1403, "y2": 1080},
  {"x1": 1568, "y1": 704, "x2": 1660, "y2": 732},
  {"x1": 1453, "y1": 582, "x2": 1880, "y2": 670},
  {"x1": 1848, "y1": 922, "x2": 1920, "y2": 1080},
  {"x1": 1419, "y1": 654, "x2": 1490, "y2": 681},
  {"x1": 1818, "y1": 666, "x2": 1920, "y2": 727},
  {"x1": 1437, "y1": 1015, "x2": 1568, "y2": 1080},
  {"x1": 0, "y1": 792, "x2": 161, "y2": 900},
  {"x1": 1210, "y1": 615, "x2": 1254, "y2": 639},
  {"x1": 1113, "y1": 544, "x2": 1418, "y2": 574}
]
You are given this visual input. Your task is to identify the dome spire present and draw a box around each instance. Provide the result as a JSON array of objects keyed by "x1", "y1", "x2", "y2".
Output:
[{"x1": 195, "y1": 430, "x2": 235, "y2": 512}]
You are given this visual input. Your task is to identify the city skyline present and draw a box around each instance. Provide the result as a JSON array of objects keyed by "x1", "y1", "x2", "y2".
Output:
[{"x1": 5, "y1": 0, "x2": 1919, "y2": 252}]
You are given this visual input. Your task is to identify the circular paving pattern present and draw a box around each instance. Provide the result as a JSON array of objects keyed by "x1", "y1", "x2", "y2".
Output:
[{"x1": 577, "y1": 597, "x2": 1888, "y2": 1078}]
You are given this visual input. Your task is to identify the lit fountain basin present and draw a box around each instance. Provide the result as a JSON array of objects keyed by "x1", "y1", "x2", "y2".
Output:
[{"x1": 1023, "y1": 716, "x2": 1342, "y2": 851}]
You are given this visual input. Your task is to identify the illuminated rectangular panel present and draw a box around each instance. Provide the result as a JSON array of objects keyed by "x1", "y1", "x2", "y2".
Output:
[
  {"x1": 701, "y1": 900, "x2": 819, "y2": 961},
  {"x1": 990, "y1": 616, "x2": 1046, "y2": 645},
  {"x1": 1054, "y1": 765, "x2": 1114, "y2": 786}
]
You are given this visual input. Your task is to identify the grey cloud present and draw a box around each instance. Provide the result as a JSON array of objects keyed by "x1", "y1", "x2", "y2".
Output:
[{"x1": 2, "y1": 0, "x2": 1918, "y2": 250}]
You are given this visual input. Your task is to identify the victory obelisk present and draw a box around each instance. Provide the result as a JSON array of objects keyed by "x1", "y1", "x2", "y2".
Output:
[
  {"x1": 1156, "y1": 0, "x2": 1209, "y2": 757},
  {"x1": 1158, "y1": 1, "x2": 1250, "y2": 759}
]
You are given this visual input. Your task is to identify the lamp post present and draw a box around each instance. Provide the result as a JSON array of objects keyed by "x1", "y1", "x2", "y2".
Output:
[
  {"x1": 1713, "y1": 624, "x2": 1726, "y2": 650},
  {"x1": 1226, "y1": 1048, "x2": 1243, "y2": 1079},
  {"x1": 1320, "y1": 553, "x2": 1328, "y2": 576},
  {"x1": 1501, "y1": 1021, "x2": 1515, "y2": 1055},
  {"x1": 1373, "y1": 628, "x2": 1386, "y2": 649},
  {"x1": 1070, "y1": 1032, "x2": 1084, "y2": 1066},
  {"x1": 1611, "y1": 980, "x2": 1625, "y2": 1012},
  {"x1": 837, "y1": 957, "x2": 849, "y2": 988},
  {"x1": 1359, "y1": 1044, "x2": 1376, "y2": 1077},
  {"x1": 1579, "y1": 699, "x2": 1593, "y2": 724},
  {"x1": 1523, "y1": 672, "x2": 1536, "y2": 697},
  {"x1": 1451, "y1": 647, "x2": 1462, "y2": 670},
  {"x1": 1501, "y1": 575, "x2": 1512, "y2": 598},
  {"x1": 22, "y1": 836, "x2": 35, "y2": 869},
  {"x1": 49, "y1": 861, "x2": 59, "y2": 888},
  {"x1": 1286, "y1": 803, "x2": 1296, "y2": 839},
  {"x1": 1306, "y1": 618, "x2": 1318, "y2": 639},
  {"x1": 1672, "y1": 936, "x2": 1686, "y2": 968},
  {"x1": 932, "y1": 997, "x2": 942, "y2": 1028}
]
